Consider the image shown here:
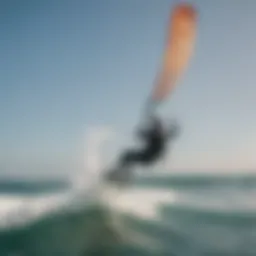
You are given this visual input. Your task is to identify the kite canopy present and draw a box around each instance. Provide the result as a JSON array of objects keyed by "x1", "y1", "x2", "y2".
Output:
[{"x1": 151, "y1": 3, "x2": 197, "y2": 104}]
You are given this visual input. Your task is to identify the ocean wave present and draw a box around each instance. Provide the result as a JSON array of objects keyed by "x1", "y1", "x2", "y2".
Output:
[
  {"x1": 0, "y1": 174, "x2": 256, "y2": 255},
  {"x1": 135, "y1": 173, "x2": 256, "y2": 190}
]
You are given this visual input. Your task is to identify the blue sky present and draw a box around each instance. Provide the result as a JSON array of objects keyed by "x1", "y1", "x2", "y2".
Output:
[{"x1": 1, "y1": 0, "x2": 256, "y2": 178}]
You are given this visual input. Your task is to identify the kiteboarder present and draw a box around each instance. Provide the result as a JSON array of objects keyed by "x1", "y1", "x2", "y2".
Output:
[
  {"x1": 106, "y1": 115, "x2": 180, "y2": 181},
  {"x1": 105, "y1": 3, "x2": 197, "y2": 183}
]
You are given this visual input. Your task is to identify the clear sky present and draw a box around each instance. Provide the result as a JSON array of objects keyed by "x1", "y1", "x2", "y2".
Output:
[{"x1": 1, "y1": 0, "x2": 256, "y2": 178}]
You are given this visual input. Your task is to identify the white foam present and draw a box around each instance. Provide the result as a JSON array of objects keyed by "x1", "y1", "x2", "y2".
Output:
[
  {"x1": 103, "y1": 186, "x2": 177, "y2": 220},
  {"x1": 0, "y1": 192, "x2": 71, "y2": 229}
]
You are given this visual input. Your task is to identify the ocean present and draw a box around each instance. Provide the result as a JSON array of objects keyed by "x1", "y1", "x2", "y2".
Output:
[{"x1": 0, "y1": 173, "x2": 256, "y2": 255}]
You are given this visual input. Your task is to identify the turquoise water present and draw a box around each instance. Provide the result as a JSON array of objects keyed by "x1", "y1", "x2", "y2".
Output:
[{"x1": 0, "y1": 173, "x2": 256, "y2": 255}]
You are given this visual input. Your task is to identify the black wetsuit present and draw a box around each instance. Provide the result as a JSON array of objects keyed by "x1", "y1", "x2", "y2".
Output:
[{"x1": 118, "y1": 118, "x2": 169, "y2": 170}]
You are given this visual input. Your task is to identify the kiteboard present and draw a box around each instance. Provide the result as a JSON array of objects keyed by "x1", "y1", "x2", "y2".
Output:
[{"x1": 103, "y1": 167, "x2": 133, "y2": 188}]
